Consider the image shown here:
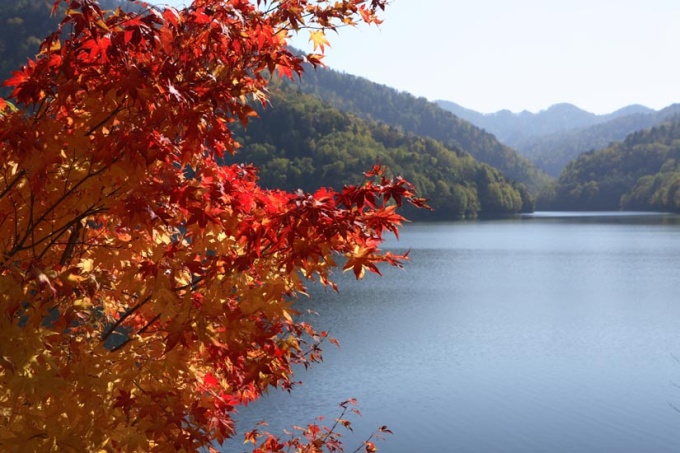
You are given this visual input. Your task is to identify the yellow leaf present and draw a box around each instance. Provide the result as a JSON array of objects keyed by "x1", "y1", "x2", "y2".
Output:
[
  {"x1": 308, "y1": 30, "x2": 330, "y2": 52},
  {"x1": 74, "y1": 298, "x2": 92, "y2": 309},
  {"x1": 0, "y1": 275, "x2": 23, "y2": 304},
  {"x1": 78, "y1": 258, "x2": 94, "y2": 273},
  {"x1": 95, "y1": 19, "x2": 110, "y2": 32}
]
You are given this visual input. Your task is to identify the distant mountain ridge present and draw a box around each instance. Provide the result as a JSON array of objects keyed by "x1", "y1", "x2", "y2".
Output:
[
  {"x1": 514, "y1": 104, "x2": 680, "y2": 176},
  {"x1": 436, "y1": 100, "x2": 655, "y2": 144},
  {"x1": 437, "y1": 100, "x2": 680, "y2": 177}
]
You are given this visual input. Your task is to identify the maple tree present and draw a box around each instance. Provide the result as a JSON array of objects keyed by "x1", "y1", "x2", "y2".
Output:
[{"x1": 0, "y1": 0, "x2": 426, "y2": 451}]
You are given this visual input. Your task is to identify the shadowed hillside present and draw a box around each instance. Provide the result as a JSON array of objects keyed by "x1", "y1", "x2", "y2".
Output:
[
  {"x1": 541, "y1": 118, "x2": 680, "y2": 212},
  {"x1": 289, "y1": 66, "x2": 551, "y2": 194}
]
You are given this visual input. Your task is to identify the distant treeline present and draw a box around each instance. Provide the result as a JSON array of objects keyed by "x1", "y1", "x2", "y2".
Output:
[{"x1": 514, "y1": 105, "x2": 680, "y2": 178}]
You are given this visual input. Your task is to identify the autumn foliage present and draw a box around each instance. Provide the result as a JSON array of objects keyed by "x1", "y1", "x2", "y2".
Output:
[{"x1": 0, "y1": 0, "x2": 425, "y2": 451}]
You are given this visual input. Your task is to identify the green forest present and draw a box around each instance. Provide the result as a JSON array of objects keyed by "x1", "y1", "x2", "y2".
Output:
[
  {"x1": 229, "y1": 86, "x2": 534, "y2": 219},
  {"x1": 290, "y1": 66, "x2": 551, "y2": 194},
  {"x1": 541, "y1": 118, "x2": 680, "y2": 212}
]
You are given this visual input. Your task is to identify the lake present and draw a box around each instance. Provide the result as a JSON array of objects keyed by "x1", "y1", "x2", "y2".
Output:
[{"x1": 223, "y1": 212, "x2": 680, "y2": 452}]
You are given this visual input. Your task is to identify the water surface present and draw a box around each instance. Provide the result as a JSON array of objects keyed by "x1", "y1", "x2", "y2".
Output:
[{"x1": 224, "y1": 212, "x2": 680, "y2": 452}]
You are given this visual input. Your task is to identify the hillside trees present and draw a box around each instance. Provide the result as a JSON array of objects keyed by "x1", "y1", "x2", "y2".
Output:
[
  {"x1": 0, "y1": 0, "x2": 60, "y2": 93},
  {"x1": 286, "y1": 64, "x2": 551, "y2": 194},
  {"x1": 232, "y1": 86, "x2": 532, "y2": 219},
  {"x1": 542, "y1": 121, "x2": 680, "y2": 211},
  {"x1": 0, "y1": 0, "x2": 426, "y2": 451}
]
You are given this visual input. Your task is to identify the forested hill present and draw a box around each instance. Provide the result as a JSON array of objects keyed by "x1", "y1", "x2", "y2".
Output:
[
  {"x1": 436, "y1": 99, "x2": 680, "y2": 178},
  {"x1": 510, "y1": 104, "x2": 680, "y2": 177},
  {"x1": 230, "y1": 86, "x2": 534, "y2": 220},
  {"x1": 0, "y1": 0, "x2": 60, "y2": 94},
  {"x1": 542, "y1": 118, "x2": 680, "y2": 212},
  {"x1": 289, "y1": 66, "x2": 551, "y2": 194}
]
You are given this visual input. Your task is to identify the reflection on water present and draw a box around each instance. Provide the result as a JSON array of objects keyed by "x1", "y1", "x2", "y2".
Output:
[
  {"x1": 223, "y1": 212, "x2": 680, "y2": 452},
  {"x1": 522, "y1": 211, "x2": 680, "y2": 225}
]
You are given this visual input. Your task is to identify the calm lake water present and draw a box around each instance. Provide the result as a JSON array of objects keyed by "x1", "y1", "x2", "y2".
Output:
[{"x1": 224, "y1": 212, "x2": 680, "y2": 452}]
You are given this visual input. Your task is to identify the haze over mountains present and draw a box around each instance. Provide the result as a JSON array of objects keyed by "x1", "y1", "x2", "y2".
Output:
[
  {"x1": 437, "y1": 100, "x2": 680, "y2": 177},
  {"x1": 436, "y1": 101, "x2": 654, "y2": 143}
]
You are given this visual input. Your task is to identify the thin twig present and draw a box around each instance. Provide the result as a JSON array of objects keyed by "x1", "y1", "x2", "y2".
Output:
[
  {"x1": 101, "y1": 295, "x2": 152, "y2": 343},
  {"x1": 110, "y1": 313, "x2": 161, "y2": 353}
]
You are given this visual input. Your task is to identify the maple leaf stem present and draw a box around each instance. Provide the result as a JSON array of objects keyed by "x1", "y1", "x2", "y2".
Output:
[
  {"x1": 29, "y1": 191, "x2": 36, "y2": 257},
  {"x1": 31, "y1": 96, "x2": 50, "y2": 124},
  {"x1": 58, "y1": 219, "x2": 83, "y2": 266},
  {"x1": 322, "y1": 404, "x2": 349, "y2": 442},
  {"x1": 17, "y1": 205, "x2": 103, "y2": 263},
  {"x1": 175, "y1": 275, "x2": 204, "y2": 292},
  {"x1": 351, "y1": 430, "x2": 384, "y2": 453},
  {"x1": 10, "y1": 197, "x2": 21, "y2": 256}
]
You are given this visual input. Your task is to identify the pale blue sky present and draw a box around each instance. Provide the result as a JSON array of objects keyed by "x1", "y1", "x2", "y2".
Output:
[{"x1": 148, "y1": 0, "x2": 680, "y2": 114}]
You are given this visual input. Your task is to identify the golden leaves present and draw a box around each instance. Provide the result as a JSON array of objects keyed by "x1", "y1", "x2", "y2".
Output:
[
  {"x1": 308, "y1": 30, "x2": 330, "y2": 52},
  {"x1": 0, "y1": 0, "x2": 403, "y2": 451}
]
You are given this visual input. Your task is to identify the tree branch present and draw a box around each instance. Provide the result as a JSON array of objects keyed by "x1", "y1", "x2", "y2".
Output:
[
  {"x1": 101, "y1": 295, "x2": 152, "y2": 344},
  {"x1": 109, "y1": 313, "x2": 162, "y2": 353},
  {"x1": 0, "y1": 169, "x2": 26, "y2": 201},
  {"x1": 58, "y1": 220, "x2": 83, "y2": 266}
]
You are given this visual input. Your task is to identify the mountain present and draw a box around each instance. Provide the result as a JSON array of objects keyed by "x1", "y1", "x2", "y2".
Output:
[
  {"x1": 513, "y1": 104, "x2": 680, "y2": 177},
  {"x1": 540, "y1": 118, "x2": 680, "y2": 211},
  {"x1": 436, "y1": 100, "x2": 680, "y2": 178},
  {"x1": 609, "y1": 104, "x2": 657, "y2": 118},
  {"x1": 436, "y1": 101, "x2": 602, "y2": 144},
  {"x1": 436, "y1": 100, "x2": 655, "y2": 145},
  {"x1": 228, "y1": 85, "x2": 534, "y2": 219},
  {"x1": 289, "y1": 66, "x2": 551, "y2": 194}
]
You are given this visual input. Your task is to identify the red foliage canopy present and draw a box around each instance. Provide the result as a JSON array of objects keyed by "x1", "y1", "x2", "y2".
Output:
[{"x1": 0, "y1": 1, "x2": 423, "y2": 450}]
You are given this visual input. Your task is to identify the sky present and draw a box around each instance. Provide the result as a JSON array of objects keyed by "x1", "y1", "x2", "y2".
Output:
[{"x1": 148, "y1": 0, "x2": 680, "y2": 115}]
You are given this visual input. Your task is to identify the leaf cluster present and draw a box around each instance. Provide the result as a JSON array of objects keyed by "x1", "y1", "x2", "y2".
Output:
[
  {"x1": 0, "y1": 0, "x2": 135, "y2": 97},
  {"x1": 0, "y1": 0, "x2": 410, "y2": 451}
]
